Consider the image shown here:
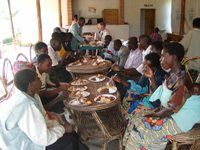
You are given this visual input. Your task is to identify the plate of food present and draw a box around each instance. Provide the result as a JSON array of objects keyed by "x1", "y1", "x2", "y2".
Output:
[
  {"x1": 69, "y1": 91, "x2": 90, "y2": 98},
  {"x1": 68, "y1": 86, "x2": 87, "y2": 92},
  {"x1": 94, "y1": 94, "x2": 116, "y2": 104},
  {"x1": 97, "y1": 86, "x2": 117, "y2": 94},
  {"x1": 69, "y1": 98, "x2": 93, "y2": 106},
  {"x1": 68, "y1": 60, "x2": 83, "y2": 66},
  {"x1": 71, "y1": 79, "x2": 89, "y2": 86},
  {"x1": 88, "y1": 74, "x2": 106, "y2": 82}
]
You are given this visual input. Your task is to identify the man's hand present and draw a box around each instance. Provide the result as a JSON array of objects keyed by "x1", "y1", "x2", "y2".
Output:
[
  {"x1": 63, "y1": 123, "x2": 74, "y2": 133},
  {"x1": 58, "y1": 83, "x2": 69, "y2": 91},
  {"x1": 46, "y1": 112, "x2": 60, "y2": 122}
]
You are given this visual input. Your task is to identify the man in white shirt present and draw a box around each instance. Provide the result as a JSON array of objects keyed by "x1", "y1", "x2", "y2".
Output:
[
  {"x1": 136, "y1": 35, "x2": 152, "y2": 74},
  {"x1": 96, "y1": 22, "x2": 110, "y2": 41},
  {"x1": 0, "y1": 69, "x2": 88, "y2": 150},
  {"x1": 180, "y1": 18, "x2": 200, "y2": 72}
]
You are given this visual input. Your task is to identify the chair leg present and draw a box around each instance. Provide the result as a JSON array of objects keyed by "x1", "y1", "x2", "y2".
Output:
[
  {"x1": 102, "y1": 142, "x2": 107, "y2": 150},
  {"x1": 118, "y1": 138, "x2": 123, "y2": 150}
]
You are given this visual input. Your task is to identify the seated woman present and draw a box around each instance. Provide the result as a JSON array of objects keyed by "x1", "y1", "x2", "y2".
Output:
[
  {"x1": 0, "y1": 69, "x2": 88, "y2": 150},
  {"x1": 123, "y1": 42, "x2": 200, "y2": 150},
  {"x1": 113, "y1": 52, "x2": 165, "y2": 103}
]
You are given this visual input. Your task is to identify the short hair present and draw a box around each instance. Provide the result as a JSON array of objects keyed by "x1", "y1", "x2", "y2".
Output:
[
  {"x1": 74, "y1": 14, "x2": 78, "y2": 19},
  {"x1": 51, "y1": 32, "x2": 61, "y2": 39},
  {"x1": 14, "y1": 69, "x2": 36, "y2": 92},
  {"x1": 154, "y1": 27, "x2": 160, "y2": 33},
  {"x1": 151, "y1": 41, "x2": 163, "y2": 52},
  {"x1": 114, "y1": 39, "x2": 122, "y2": 47},
  {"x1": 128, "y1": 36, "x2": 138, "y2": 46},
  {"x1": 145, "y1": 52, "x2": 161, "y2": 68},
  {"x1": 34, "y1": 42, "x2": 47, "y2": 52},
  {"x1": 98, "y1": 22, "x2": 106, "y2": 27},
  {"x1": 163, "y1": 42, "x2": 185, "y2": 62},
  {"x1": 105, "y1": 35, "x2": 112, "y2": 41},
  {"x1": 193, "y1": 18, "x2": 200, "y2": 28},
  {"x1": 37, "y1": 54, "x2": 51, "y2": 64},
  {"x1": 53, "y1": 27, "x2": 61, "y2": 33},
  {"x1": 50, "y1": 38, "x2": 62, "y2": 48},
  {"x1": 139, "y1": 34, "x2": 151, "y2": 45},
  {"x1": 79, "y1": 17, "x2": 85, "y2": 23}
]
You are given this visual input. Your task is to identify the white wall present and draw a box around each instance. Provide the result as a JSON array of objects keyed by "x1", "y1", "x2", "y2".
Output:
[
  {"x1": 73, "y1": 0, "x2": 119, "y2": 18},
  {"x1": 73, "y1": 0, "x2": 172, "y2": 37},
  {"x1": 124, "y1": 0, "x2": 171, "y2": 36}
]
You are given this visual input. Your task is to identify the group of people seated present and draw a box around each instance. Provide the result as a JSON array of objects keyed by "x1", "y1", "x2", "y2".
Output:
[{"x1": 0, "y1": 16, "x2": 200, "y2": 150}]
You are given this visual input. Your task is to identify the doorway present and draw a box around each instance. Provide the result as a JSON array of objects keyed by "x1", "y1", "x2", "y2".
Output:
[{"x1": 140, "y1": 9, "x2": 155, "y2": 35}]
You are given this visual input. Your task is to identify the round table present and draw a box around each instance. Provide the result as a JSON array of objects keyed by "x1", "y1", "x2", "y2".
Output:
[
  {"x1": 66, "y1": 57, "x2": 112, "y2": 75},
  {"x1": 64, "y1": 75, "x2": 125, "y2": 150}
]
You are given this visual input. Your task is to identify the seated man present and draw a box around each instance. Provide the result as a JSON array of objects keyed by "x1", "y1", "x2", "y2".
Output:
[
  {"x1": 48, "y1": 37, "x2": 73, "y2": 82},
  {"x1": 35, "y1": 54, "x2": 68, "y2": 113},
  {"x1": 0, "y1": 69, "x2": 88, "y2": 150},
  {"x1": 112, "y1": 39, "x2": 129, "y2": 68},
  {"x1": 32, "y1": 41, "x2": 48, "y2": 63},
  {"x1": 110, "y1": 37, "x2": 142, "y2": 81},
  {"x1": 102, "y1": 35, "x2": 117, "y2": 63}
]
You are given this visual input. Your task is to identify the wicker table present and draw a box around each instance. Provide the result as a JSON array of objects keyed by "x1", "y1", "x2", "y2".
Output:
[
  {"x1": 64, "y1": 76, "x2": 125, "y2": 150},
  {"x1": 66, "y1": 57, "x2": 112, "y2": 75}
]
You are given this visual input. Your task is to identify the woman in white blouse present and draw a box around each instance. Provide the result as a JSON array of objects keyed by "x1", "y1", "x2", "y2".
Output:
[{"x1": 0, "y1": 69, "x2": 88, "y2": 150}]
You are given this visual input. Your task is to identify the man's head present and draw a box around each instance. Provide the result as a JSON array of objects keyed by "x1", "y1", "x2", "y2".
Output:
[
  {"x1": 73, "y1": 14, "x2": 78, "y2": 22},
  {"x1": 51, "y1": 32, "x2": 61, "y2": 39},
  {"x1": 37, "y1": 54, "x2": 52, "y2": 73},
  {"x1": 154, "y1": 27, "x2": 160, "y2": 33},
  {"x1": 50, "y1": 38, "x2": 62, "y2": 51},
  {"x1": 78, "y1": 17, "x2": 85, "y2": 27},
  {"x1": 53, "y1": 27, "x2": 62, "y2": 33},
  {"x1": 14, "y1": 69, "x2": 41, "y2": 94},
  {"x1": 128, "y1": 37, "x2": 138, "y2": 50},
  {"x1": 193, "y1": 18, "x2": 200, "y2": 28},
  {"x1": 114, "y1": 39, "x2": 122, "y2": 51},
  {"x1": 34, "y1": 42, "x2": 48, "y2": 56},
  {"x1": 151, "y1": 41, "x2": 163, "y2": 56},
  {"x1": 138, "y1": 35, "x2": 151, "y2": 50},
  {"x1": 97, "y1": 22, "x2": 106, "y2": 31},
  {"x1": 104, "y1": 35, "x2": 112, "y2": 47}
]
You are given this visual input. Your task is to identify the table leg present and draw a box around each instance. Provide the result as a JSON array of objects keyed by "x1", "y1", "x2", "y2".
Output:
[{"x1": 91, "y1": 111, "x2": 112, "y2": 139}]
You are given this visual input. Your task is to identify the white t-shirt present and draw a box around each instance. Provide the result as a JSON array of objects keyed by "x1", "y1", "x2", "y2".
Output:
[{"x1": 48, "y1": 46, "x2": 61, "y2": 66}]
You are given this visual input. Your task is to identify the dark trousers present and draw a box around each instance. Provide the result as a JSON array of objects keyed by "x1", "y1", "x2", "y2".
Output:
[{"x1": 46, "y1": 132, "x2": 89, "y2": 150}]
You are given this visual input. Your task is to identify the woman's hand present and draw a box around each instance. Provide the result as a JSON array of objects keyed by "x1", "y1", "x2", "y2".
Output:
[{"x1": 143, "y1": 65, "x2": 154, "y2": 78}]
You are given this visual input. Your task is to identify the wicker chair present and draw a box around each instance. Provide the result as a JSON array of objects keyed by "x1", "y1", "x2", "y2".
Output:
[
  {"x1": 16, "y1": 53, "x2": 29, "y2": 61},
  {"x1": 170, "y1": 57, "x2": 200, "y2": 149},
  {"x1": 2, "y1": 58, "x2": 14, "y2": 99}
]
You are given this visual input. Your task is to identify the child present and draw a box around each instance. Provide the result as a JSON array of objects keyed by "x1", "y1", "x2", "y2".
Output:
[
  {"x1": 36, "y1": 54, "x2": 69, "y2": 113},
  {"x1": 32, "y1": 42, "x2": 48, "y2": 63}
]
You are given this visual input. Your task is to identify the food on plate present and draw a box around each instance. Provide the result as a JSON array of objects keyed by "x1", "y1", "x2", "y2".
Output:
[
  {"x1": 97, "y1": 85, "x2": 117, "y2": 94},
  {"x1": 88, "y1": 74, "x2": 105, "y2": 82},
  {"x1": 68, "y1": 86, "x2": 87, "y2": 92},
  {"x1": 94, "y1": 94, "x2": 116, "y2": 104},
  {"x1": 69, "y1": 91, "x2": 90, "y2": 98},
  {"x1": 68, "y1": 60, "x2": 83, "y2": 66},
  {"x1": 69, "y1": 98, "x2": 92, "y2": 106},
  {"x1": 71, "y1": 79, "x2": 89, "y2": 86}
]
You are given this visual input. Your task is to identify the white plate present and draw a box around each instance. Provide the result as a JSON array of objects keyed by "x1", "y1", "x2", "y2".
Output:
[
  {"x1": 71, "y1": 79, "x2": 89, "y2": 86},
  {"x1": 69, "y1": 98, "x2": 92, "y2": 106},
  {"x1": 97, "y1": 86, "x2": 117, "y2": 94},
  {"x1": 94, "y1": 94, "x2": 116, "y2": 104},
  {"x1": 88, "y1": 75, "x2": 106, "y2": 82},
  {"x1": 69, "y1": 91, "x2": 90, "y2": 98},
  {"x1": 69, "y1": 99, "x2": 80, "y2": 105},
  {"x1": 68, "y1": 86, "x2": 87, "y2": 92}
]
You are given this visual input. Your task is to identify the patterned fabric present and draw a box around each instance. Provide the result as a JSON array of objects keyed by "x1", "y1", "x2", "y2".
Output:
[
  {"x1": 13, "y1": 61, "x2": 34, "y2": 74},
  {"x1": 123, "y1": 114, "x2": 181, "y2": 150}
]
